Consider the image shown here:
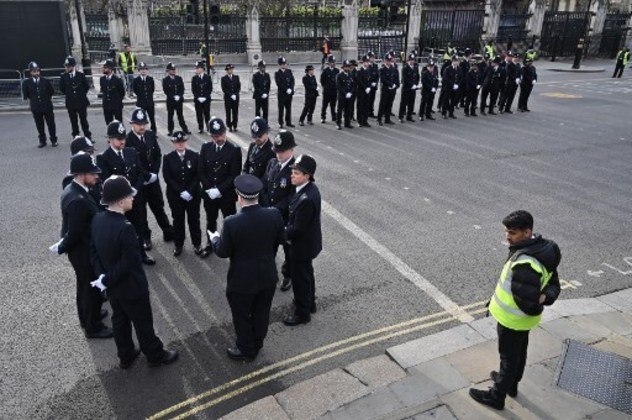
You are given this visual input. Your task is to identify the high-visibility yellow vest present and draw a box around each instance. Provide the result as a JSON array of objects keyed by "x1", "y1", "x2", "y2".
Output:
[
  {"x1": 485, "y1": 44, "x2": 495, "y2": 59},
  {"x1": 489, "y1": 254, "x2": 552, "y2": 331},
  {"x1": 443, "y1": 46, "x2": 453, "y2": 60},
  {"x1": 525, "y1": 50, "x2": 537, "y2": 61},
  {"x1": 616, "y1": 50, "x2": 630, "y2": 65},
  {"x1": 119, "y1": 52, "x2": 137, "y2": 73}
]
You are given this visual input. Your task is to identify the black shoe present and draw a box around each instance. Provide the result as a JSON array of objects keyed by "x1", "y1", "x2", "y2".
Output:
[
  {"x1": 199, "y1": 246, "x2": 212, "y2": 258},
  {"x1": 184, "y1": 130, "x2": 192, "y2": 135},
  {"x1": 442, "y1": 114, "x2": 448, "y2": 119},
  {"x1": 471, "y1": 112, "x2": 477, "y2": 117},
  {"x1": 232, "y1": 126, "x2": 237, "y2": 132},
  {"x1": 505, "y1": 110, "x2": 513, "y2": 114},
  {"x1": 308, "y1": 121, "x2": 314, "y2": 125},
  {"x1": 163, "y1": 227, "x2": 175, "y2": 242},
  {"x1": 148, "y1": 349, "x2": 179, "y2": 367},
  {"x1": 399, "y1": 118, "x2": 404, "y2": 123},
  {"x1": 299, "y1": 121, "x2": 304, "y2": 126},
  {"x1": 344, "y1": 123, "x2": 354, "y2": 129},
  {"x1": 86, "y1": 326, "x2": 114, "y2": 339},
  {"x1": 193, "y1": 246, "x2": 204, "y2": 256},
  {"x1": 426, "y1": 116, "x2": 435, "y2": 120},
  {"x1": 389, "y1": 112, "x2": 395, "y2": 116},
  {"x1": 385, "y1": 120, "x2": 395, "y2": 125},
  {"x1": 378, "y1": 120, "x2": 383, "y2": 126},
  {"x1": 321, "y1": 118, "x2": 326, "y2": 123},
  {"x1": 406, "y1": 117, "x2": 415, "y2": 122},
  {"x1": 229, "y1": 127, "x2": 234, "y2": 132},
  {"x1": 489, "y1": 111, "x2": 497, "y2": 115},
  {"x1": 465, "y1": 112, "x2": 470, "y2": 117},
  {"x1": 279, "y1": 124, "x2": 284, "y2": 129},
  {"x1": 100, "y1": 309, "x2": 108, "y2": 320},
  {"x1": 490, "y1": 371, "x2": 518, "y2": 397},
  {"x1": 280, "y1": 277, "x2": 292, "y2": 291},
  {"x1": 468, "y1": 388, "x2": 505, "y2": 410},
  {"x1": 51, "y1": 141, "x2": 58, "y2": 147},
  {"x1": 38, "y1": 142, "x2": 46, "y2": 148},
  {"x1": 286, "y1": 123, "x2": 295, "y2": 128},
  {"x1": 480, "y1": 110, "x2": 487, "y2": 115},
  {"x1": 167, "y1": 132, "x2": 173, "y2": 137},
  {"x1": 227, "y1": 347, "x2": 257, "y2": 361},
  {"x1": 524, "y1": 108, "x2": 531, "y2": 112},
  {"x1": 450, "y1": 114, "x2": 457, "y2": 119},
  {"x1": 144, "y1": 238, "x2": 153, "y2": 251},
  {"x1": 199, "y1": 129, "x2": 204, "y2": 134},
  {"x1": 518, "y1": 108, "x2": 524, "y2": 112},
  {"x1": 119, "y1": 348, "x2": 141, "y2": 369},
  {"x1": 173, "y1": 246, "x2": 183, "y2": 257},
  {"x1": 336, "y1": 124, "x2": 342, "y2": 130},
  {"x1": 363, "y1": 123, "x2": 372, "y2": 128},
  {"x1": 369, "y1": 113, "x2": 377, "y2": 118},
  {"x1": 142, "y1": 256, "x2": 156, "y2": 266},
  {"x1": 283, "y1": 314, "x2": 311, "y2": 326}
]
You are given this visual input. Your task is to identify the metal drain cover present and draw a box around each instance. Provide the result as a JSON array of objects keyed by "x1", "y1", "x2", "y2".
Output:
[{"x1": 555, "y1": 339, "x2": 632, "y2": 414}]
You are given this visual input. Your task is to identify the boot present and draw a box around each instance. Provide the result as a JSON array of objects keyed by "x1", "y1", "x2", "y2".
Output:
[
  {"x1": 490, "y1": 371, "x2": 518, "y2": 397},
  {"x1": 469, "y1": 388, "x2": 505, "y2": 410}
]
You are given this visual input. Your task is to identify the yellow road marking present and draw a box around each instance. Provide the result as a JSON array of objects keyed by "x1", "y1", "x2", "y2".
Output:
[{"x1": 540, "y1": 92, "x2": 583, "y2": 98}]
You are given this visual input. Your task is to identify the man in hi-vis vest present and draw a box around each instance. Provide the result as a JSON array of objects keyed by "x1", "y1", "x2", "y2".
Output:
[{"x1": 470, "y1": 210, "x2": 561, "y2": 410}]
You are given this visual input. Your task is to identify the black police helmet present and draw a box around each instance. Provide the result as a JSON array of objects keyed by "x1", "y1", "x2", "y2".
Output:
[
  {"x1": 64, "y1": 56, "x2": 77, "y2": 67},
  {"x1": 291, "y1": 154, "x2": 317, "y2": 181},
  {"x1": 129, "y1": 108, "x2": 148, "y2": 125},
  {"x1": 272, "y1": 130, "x2": 297, "y2": 152},
  {"x1": 101, "y1": 176, "x2": 137, "y2": 205},
  {"x1": 208, "y1": 117, "x2": 227, "y2": 135},
  {"x1": 68, "y1": 152, "x2": 101, "y2": 176},
  {"x1": 70, "y1": 136, "x2": 94, "y2": 155},
  {"x1": 250, "y1": 117, "x2": 269, "y2": 138},
  {"x1": 171, "y1": 131, "x2": 188, "y2": 143},
  {"x1": 107, "y1": 120, "x2": 127, "y2": 139}
]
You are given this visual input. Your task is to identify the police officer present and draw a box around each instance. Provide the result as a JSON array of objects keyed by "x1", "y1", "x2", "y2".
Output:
[
  {"x1": 377, "y1": 53, "x2": 399, "y2": 126},
  {"x1": 132, "y1": 62, "x2": 157, "y2": 132},
  {"x1": 260, "y1": 131, "x2": 296, "y2": 291},
  {"x1": 469, "y1": 210, "x2": 560, "y2": 410},
  {"x1": 518, "y1": 58, "x2": 537, "y2": 112},
  {"x1": 23, "y1": 61, "x2": 57, "y2": 148},
  {"x1": 480, "y1": 56, "x2": 496, "y2": 115},
  {"x1": 458, "y1": 49, "x2": 472, "y2": 108},
  {"x1": 210, "y1": 174, "x2": 285, "y2": 361},
  {"x1": 275, "y1": 57, "x2": 296, "y2": 128},
  {"x1": 319, "y1": 55, "x2": 339, "y2": 124},
  {"x1": 60, "y1": 56, "x2": 91, "y2": 140},
  {"x1": 192, "y1": 60, "x2": 213, "y2": 134},
  {"x1": 221, "y1": 64, "x2": 241, "y2": 132},
  {"x1": 96, "y1": 121, "x2": 155, "y2": 265},
  {"x1": 464, "y1": 63, "x2": 480, "y2": 117},
  {"x1": 90, "y1": 176, "x2": 179, "y2": 369},
  {"x1": 367, "y1": 52, "x2": 380, "y2": 118},
  {"x1": 162, "y1": 62, "x2": 191, "y2": 136},
  {"x1": 613, "y1": 47, "x2": 630, "y2": 78},
  {"x1": 126, "y1": 108, "x2": 174, "y2": 250},
  {"x1": 50, "y1": 153, "x2": 112, "y2": 339},
  {"x1": 419, "y1": 60, "x2": 438, "y2": 121},
  {"x1": 399, "y1": 53, "x2": 420, "y2": 123},
  {"x1": 485, "y1": 40, "x2": 496, "y2": 60},
  {"x1": 162, "y1": 131, "x2": 203, "y2": 257},
  {"x1": 198, "y1": 117, "x2": 242, "y2": 255},
  {"x1": 119, "y1": 44, "x2": 137, "y2": 96},
  {"x1": 356, "y1": 55, "x2": 373, "y2": 127},
  {"x1": 100, "y1": 59, "x2": 125, "y2": 124},
  {"x1": 62, "y1": 136, "x2": 103, "y2": 207},
  {"x1": 283, "y1": 154, "x2": 322, "y2": 326},
  {"x1": 243, "y1": 117, "x2": 275, "y2": 179},
  {"x1": 252, "y1": 60, "x2": 271, "y2": 121},
  {"x1": 299, "y1": 65, "x2": 319, "y2": 126},
  {"x1": 500, "y1": 52, "x2": 521, "y2": 114},
  {"x1": 336, "y1": 60, "x2": 355, "y2": 130},
  {"x1": 487, "y1": 56, "x2": 505, "y2": 115},
  {"x1": 441, "y1": 56, "x2": 460, "y2": 119}
]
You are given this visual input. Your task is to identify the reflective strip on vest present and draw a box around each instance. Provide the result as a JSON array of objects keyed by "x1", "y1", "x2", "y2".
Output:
[
  {"x1": 119, "y1": 52, "x2": 137, "y2": 72},
  {"x1": 489, "y1": 254, "x2": 552, "y2": 331},
  {"x1": 485, "y1": 45, "x2": 495, "y2": 58}
]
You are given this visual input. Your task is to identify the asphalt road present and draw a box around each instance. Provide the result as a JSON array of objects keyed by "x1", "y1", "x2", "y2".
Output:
[{"x1": 1, "y1": 62, "x2": 632, "y2": 419}]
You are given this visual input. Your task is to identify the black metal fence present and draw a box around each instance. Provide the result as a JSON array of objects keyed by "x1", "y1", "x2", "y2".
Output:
[
  {"x1": 358, "y1": 14, "x2": 407, "y2": 58},
  {"x1": 418, "y1": 9, "x2": 485, "y2": 53},
  {"x1": 260, "y1": 14, "x2": 342, "y2": 53},
  {"x1": 598, "y1": 12, "x2": 631, "y2": 58},
  {"x1": 497, "y1": 14, "x2": 531, "y2": 44},
  {"x1": 149, "y1": 14, "x2": 247, "y2": 55},
  {"x1": 539, "y1": 11, "x2": 590, "y2": 58},
  {"x1": 85, "y1": 14, "x2": 111, "y2": 52}
]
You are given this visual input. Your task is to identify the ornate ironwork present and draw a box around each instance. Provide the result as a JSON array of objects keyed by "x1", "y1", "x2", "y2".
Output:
[{"x1": 419, "y1": 9, "x2": 485, "y2": 53}]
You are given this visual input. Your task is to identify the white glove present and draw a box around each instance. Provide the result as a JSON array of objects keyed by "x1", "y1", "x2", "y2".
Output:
[
  {"x1": 197, "y1": 97, "x2": 206, "y2": 103},
  {"x1": 391, "y1": 84, "x2": 397, "y2": 90},
  {"x1": 453, "y1": 84, "x2": 459, "y2": 90},
  {"x1": 515, "y1": 78, "x2": 520, "y2": 85},
  {"x1": 286, "y1": 88, "x2": 292, "y2": 94},
  {"x1": 365, "y1": 87, "x2": 371, "y2": 94},
  {"x1": 207, "y1": 229, "x2": 220, "y2": 242},
  {"x1": 262, "y1": 93, "x2": 268, "y2": 99},
  {"x1": 180, "y1": 191, "x2": 193, "y2": 201},
  {"x1": 371, "y1": 82, "x2": 377, "y2": 87},
  {"x1": 49, "y1": 238, "x2": 63, "y2": 254},
  {"x1": 345, "y1": 92, "x2": 352, "y2": 99},
  {"x1": 532, "y1": 80, "x2": 537, "y2": 85},
  {"x1": 476, "y1": 85, "x2": 481, "y2": 90},
  {"x1": 411, "y1": 85, "x2": 417, "y2": 90},
  {"x1": 174, "y1": 95, "x2": 181, "y2": 102},
  {"x1": 144, "y1": 173, "x2": 158, "y2": 185},
  {"x1": 431, "y1": 88, "x2": 436, "y2": 93},
  {"x1": 206, "y1": 188, "x2": 221, "y2": 199},
  {"x1": 230, "y1": 94, "x2": 236, "y2": 101},
  {"x1": 90, "y1": 274, "x2": 106, "y2": 292}
]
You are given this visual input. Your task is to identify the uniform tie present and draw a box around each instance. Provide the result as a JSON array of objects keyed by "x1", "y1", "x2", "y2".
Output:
[
  {"x1": 118, "y1": 150, "x2": 124, "y2": 160},
  {"x1": 140, "y1": 135, "x2": 145, "y2": 143}
]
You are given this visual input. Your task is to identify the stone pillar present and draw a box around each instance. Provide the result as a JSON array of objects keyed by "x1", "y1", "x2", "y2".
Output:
[
  {"x1": 482, "y1": 0, "x2": 503, "y2": 44},
  {"x1": 406, "y1": 0, "x2": 422, "y2": 53},
  {"x1": 587, "y1": 0, "x2": 609, "y2": 55},
  {"x1": 340, "y1": 0, "x2": 359, "y2": 61},
  {"x1": 127, "y1": 0, "x2": 152, "y2": 54},
  {"x1": 246, "y1": 5, "x2": 263, "y2": 66},
  {"x1": 526, "y1": 0, "x2": 548, "y2": 46},
  {"x1": 67, "y1": 0, "x2": 83, "y2": 59},
  {"x1": 108, "y1": 0, "x2": 126, "y2": 49},
  {"x1": 627, "y1": 8, "x2": 632, "y2": 50}
]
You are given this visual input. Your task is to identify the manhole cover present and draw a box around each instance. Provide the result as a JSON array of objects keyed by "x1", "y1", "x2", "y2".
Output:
[{"x1": 555, "y1": 339, "x2": 632, "y2": 414}]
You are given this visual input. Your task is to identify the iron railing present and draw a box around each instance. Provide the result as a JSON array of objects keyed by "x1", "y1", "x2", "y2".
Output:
[
  {"x1": 497, "y1": 14, "x2": 532, "y2": 44},
  {"x1": 539, "y1": 11, "x2": 590, "y2": 58},
  {"x1": 419, "y1": 9, "x2": 485, "y2": 53},
  {"x1": 259, "y1": 14, "x2": 342, "y2": 52}
]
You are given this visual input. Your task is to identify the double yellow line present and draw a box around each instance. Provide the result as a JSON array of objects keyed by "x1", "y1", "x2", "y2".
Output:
[{"x1": 148, "y1": 300, "x2": 489, "y2": 420}]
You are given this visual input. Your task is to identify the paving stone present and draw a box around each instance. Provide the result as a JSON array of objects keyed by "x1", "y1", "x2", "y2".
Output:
[
  {"x1": 526, "y1": 328, "x2": 564, "y2": 365},
  {"x1": 540, "y1": 307, "x2": 563, "y2": 323},
  {"x1": 583, "y1": 408, "x2": 632, "y2": 419},
  {"x1": 578, "y1": 312, "x2": 632, "y2": 337},
  {"x1": 468, "y1": 317, "x2": 497, "y2": 340},
  {"x1": 540, "y1": 317, "x2": 604, "y2": 343},
  {"x1": 388, "y1": 373, "x2": 447, "y2": 407},
  {"x1": 553, "y1": 298, "x2": 615, "y2": 317},
  {"x1": 408, "y1": 358, "x2": 470, "y2": 394},
  {"x1": 326, "y1": 387, "x2": 404, "y2": 420},
  {"x1": 591, "y1": 335, "x2": 632, "y2": 359},
  {"x1": 275, "y1": 369, "x2": 370, "y2": 419},
  {"x1": 445, "y1": 340, "x2": 499, "y2": 383},
  {"x1": 596, "y1": 288, "x2": 632, "y2": 312},
  {"x1": 411, "y1": 404, "x2": 458, "y2": 419},
  {"x1": 219, "y1": 396, "x2": 290, "y2": 420},
  {"x1": 345, "y1": 355, "x2": 406, "y2": 390},
  {"x1": 387, "y1": 325, "x2": 486, "y2": 369}
]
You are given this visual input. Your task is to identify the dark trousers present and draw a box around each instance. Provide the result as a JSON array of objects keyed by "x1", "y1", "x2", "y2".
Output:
[
  {"x1": 167, "y1": 102, "x2": 188, "y2": 133},
  {"x1": 226, "y1": 287, "x2": 276, "y2": 355},
  {"x1": 167, "y1": 193, "x2": 202, "y2": 248},
  {"x1": 441, "y1": 88, "x2": 458, "y2": 116},
  {"x1": 464, "y1": 90, "x2": 479, "y2": 114},
  {"x1": 202, "y1": 195, "x2": 236, "y2": 243},
  {"x1": 489, "y1": 87, "x2": 500, "y2": 113},
  {"x1": 125, "y1": 193, "x2": 149, "y2": 258},
  {"x1": 398, "y1": 88, "x2": 416, "y2": 119},
  {"x1": 195, "y1": 99, "x2": 211, "y2": 131},
  {"x1": 67, "y1": 106, "x2": 91, "y2": 138},
  {"x1": 321, "y1": 92, "x2": 337, "y2": 120},
  {"x1": 290, "y1": 258, "x2": 315, "y2": 319},
  {"x1": 480, "y1": 86, "x2": 491, "y2": 112},
  {"x1": 336, "y1": 95, "x2": 354, "y2": 126},
  {"x1": 420, "y1": 91, "x2": 435, "y2": 117},
  {"x1": 613, "y1": 63, "x2": 625, "y2": 78},
  {"x1": 68, "y1": 250, "x2": 104, "y2": 333},
  {"x1": 377, "y1": 88, "x2": 396, "y2": 121},
  {"x1": 32, "y1": 109, "x2": 57, "y2": 144},
  {"x1": 142, "y1": 180, "x2": 172, "y2": 240},
  {"x1": 493, "y1": 323, "x2": 529, "y2": 396},
  {"x1": 518, "y1": 84, "x2": 533, "y2": 110},
  {"x1": 255, "y1": 98, "x2": 269, "y2": 121},
  {"x1": 299, "y1": 95, "x2": 317, "y2": 123},
  {"x1": 501, "y1": 84, "x2": 518, "y2": 111},
  {"x1": 110, "y1": 293, "x2": 164, "y2": 363},
  {"x1": 369, "y1": 88, "x2": 377, "y2": 115},
  {"x1": 144, "y1": 105, "x2": 157, "y2": 132},
  {"x1": 356, "y1": 91, "x2": 370, "y2": 124},
  {"x1": 224, "y1": 98, "x2": 239, "y2": 129},
  {"x1": 103, "y1": 107, "x2": 123, "y2": 125},
  {"x1": 458, "y1": 83, "x2": 466, "y2": 107},
  {"x1": 278, "y1": 95, "x2": 293, "y2": 126}
]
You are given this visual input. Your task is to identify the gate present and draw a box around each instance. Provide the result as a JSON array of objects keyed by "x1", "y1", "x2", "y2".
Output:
[
  {"x1": 598, "y1": 12, "x2": 631, "y2": 58},
  {"x1": 358, "y1": 9, "x2": 407, "y2": 59},
  {"x1": 497, "y1": 14, "x2": 531, "y2": 45},
  {"x1": 418, "y1": 9, "x2": 485, "y2": 54},
  {"x1": 259, "y1": 11, "x2": 342, "y2": 53},
  {"x1": 85, "y1": 14, "x2": 111, "y2": 53},
  {"x1": 539, "y1": 11, "x2": 590, "y2": 58}
]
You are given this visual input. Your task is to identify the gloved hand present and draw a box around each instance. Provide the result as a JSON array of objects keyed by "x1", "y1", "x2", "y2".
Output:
[
  {"x1": 230, "y1": 94, "x2": 237, "y2": 101},
  {"x1": 286, "y1": 88, "x2": 292, "y2": 95},
  {"x1": 48, "y1": 238, "x2": 63, "y2": 255},
  {"x1": 476, "y1": 85, "x2": 481, "y2": 90},
  {"x1": 174, "y1": 95, "x2": 181, "y2": 102},
  {"x1": 207, "y1": 229, "x2": 220, "y2": 242},
  {"x1": 180, "y1": 191, "x2": 193, "y2": 201},
  {"x1": 364, "y1": 87, "x2": 371, "y2": 94},
  {"x1": 197, "y1": 97, "x2": 206, "y2": 103},
  {"x1": 90, "y1": 274, "x2": 106, "y2": 292},
  {"x1": 391, "y1": 84, "x2": 397, "y2": 90},
  {"x1": 532, "y1": 80, "x2": 537, "y2": 85},
  {"x1": 371, "y1": 82, "x2": 377, "y2": 87},
  {"x1": 431, "y1": 87, "x2": 436, "y2": 93},
  {"x1": 206, "y1": 188, "x2": 221, "y2": 199},
  {"x1": 453, "y1": 84, "x2": 459, "y2": 90},
  {"x1": 515, "y1": 78, "x2": 520, "y2": 85},
  {"x1": 411, "y1": 85, "x2": 417, "y2": 90},
  {"x1": 345, "y1": 92, "x2": 352, "y2": 99},
  {"x1": 262, "y1": 93, "x2": 268, "y2": 99},
  {"x1": 144, "y1": 173, "x2": 158, "y2": 185}
]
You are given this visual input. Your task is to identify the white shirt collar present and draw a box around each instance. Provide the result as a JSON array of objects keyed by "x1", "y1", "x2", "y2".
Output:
[
  {"x1": 279, "y1": 157, "x2": 293, "y2": 171},
  {"x1": 295, "y1": 182, "x2": 309, "y2": 194},
  {"x1": 73, "y1": 180, "x2": 89, "y2": 193},
  {"x1": 111, "y1": 146, "x2": 123, "y2": 155}
]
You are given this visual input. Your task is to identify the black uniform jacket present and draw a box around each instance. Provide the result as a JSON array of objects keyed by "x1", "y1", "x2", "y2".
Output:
[
  {"x1": 162, "y1": 149, "x2": 201, "y2": 197},
  {"x1": 198, "y1": 140, "x2": 242, "y2": 198},
  {"x1": 336, "y1": 71, "x2": 355, "y2": 97},
  {"x1": 252, "y1": 71, "x2": 271, "y2": 99},
  {"x1": 401, "y1": 64, "x2": 420, "y2": 90},
  {"x1": 379, "y1": 65, "x2": 399, "y2": 89},
  {"x1": 97, "y1": 147, "x2": 146, "y2": 190},
  {"x1": 23, "y1": 77, "x2": 55, "y2": 112},
  {"x1": 442, "y1": 65, "x2": 460, "y2": 87},
  {"x1": 132, "y1": 75, "x2": 155, "y2": 108},
  {"x1": 286, "y1": 182, "x2": 322, "y2": 260},
  {"x1": 243, "y1": 140, "x2": 275, "y2": 179},
  {"x1": 303, "y1": 74, "x2": 319, "y2": 99},
  {"x1": 58, "y1": 181, "x2": 99, "y2": 255},
  {"x1": 421, "y1": 69, "x2": 438, "y2": 93},
  {"x1": 100, "y1": 75, "x2": 125, "y2": 110},
  {"x1": 221, "y1": 74, "x2": 241, "y2": 100},
  {"x1": 275, "y1": 68, "x2": 295, "y2": 98},
  {"x1": 320, "y1": 66, "x2": 339, "y2": 94},
  {"x1": 91, "y1": 210, "x2": 149, "y2": 300},
  {"x1": 260, "y1": 157, "x2": 295, "y2": 221},
  {"x1": 126, "y1": 130, "x2": 162, "y2": 174},
  {"x1": 356, "y1": 67, "x2": 371, "y2": 93},
  {"x1": 162, "y1": 75, "x2": 185, "y2": 104},
  {"x1": 191, "y1": 73, "x2": 212, "y2": 99},
  {"x1": 521, "y1": 65, "x2": 537, "y2": 86},
  {"x1": 59, "y1": 71, "x2": 90, "y2": 109},
  {"x1": 213, "y1": 204, "x2": 285, "y2": 293}
]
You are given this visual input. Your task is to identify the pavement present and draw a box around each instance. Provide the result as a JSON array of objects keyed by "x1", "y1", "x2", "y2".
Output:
[{"x1": 221, "y1": 288, "x2": 632, "y2": 420}]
